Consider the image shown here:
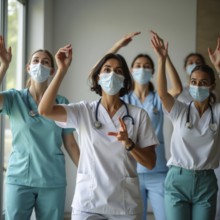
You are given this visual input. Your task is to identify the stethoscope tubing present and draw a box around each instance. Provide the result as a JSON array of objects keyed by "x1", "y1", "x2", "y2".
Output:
[
  {"x1": 94, "y1": 98, "x2": 134, "y2": 129},
  {"x1": 186, "y1": 101, "x2": 217, "y2": 131}
]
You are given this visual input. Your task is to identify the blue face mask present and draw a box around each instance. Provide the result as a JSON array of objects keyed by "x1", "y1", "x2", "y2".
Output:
[
  {"x1": 189, "y1": 85, "x2": 210, "y2": 102},
  {"x1": 98, "y1": 72, "x2": 124, "y2": 95},
  {"x1": 186, "y1": 63, "x2": 197, "y2": 75},
  {"x1": 132, "y1": 68, "x2": 153, "y2": 84},
  {"x1": 29, "y1": 63, "x2": 51, "y2": 83}
]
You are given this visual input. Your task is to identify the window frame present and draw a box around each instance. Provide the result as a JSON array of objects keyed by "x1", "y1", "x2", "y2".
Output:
[{"x1": 0, "y1": 0, "x2": 27, "y2": 218}]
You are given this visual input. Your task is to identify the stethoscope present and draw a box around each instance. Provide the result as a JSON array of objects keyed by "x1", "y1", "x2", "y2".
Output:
[
  {"x1": 94, "y1": 98, "x2": 135, "y2": 129},
  {"x1": 26, "y1": 89, "x2": 58, "y2": 117},
  {"x1": 26, "y1": 89, "x2": 37, "y2": 117},
  {"x1": 185, "y1": 101, "x2": 217, "y2": 131},
  {"x1": 127, "y1": 91, "x2": 158, "y2": 114}
]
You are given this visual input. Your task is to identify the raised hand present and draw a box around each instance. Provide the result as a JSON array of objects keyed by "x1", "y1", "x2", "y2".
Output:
[
  {"x1": 150, "y1": 30, "x2": 168, "y2": 61},
  {"x1": 55, "y1": 44, "x2": 72, "y2": 72},
  {"x1": 108, "y1": 117, "x2": 131, "y2": 148},
  {"x1": 208, "y1": 37, "x2": 220, "y2": 73},
  {"x1": 0, "y1": 35, "x2": 12, "y2": 68}
]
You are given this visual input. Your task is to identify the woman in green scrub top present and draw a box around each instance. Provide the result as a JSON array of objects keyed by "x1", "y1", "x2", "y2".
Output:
[{"x1": 0, "y1": 35, "x2": 80, "y2": 220}]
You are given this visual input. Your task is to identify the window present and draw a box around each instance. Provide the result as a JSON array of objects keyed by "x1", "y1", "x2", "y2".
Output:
[{"x1": 0, "y1": 0, "x2": 26, "y2": 218}]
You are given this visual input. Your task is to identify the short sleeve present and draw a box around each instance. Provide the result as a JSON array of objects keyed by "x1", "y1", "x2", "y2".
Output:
[
  {"x1": 136, "y1": 108, "x2": 159, "y2": 148},
  {"x1": 56, "y1": 95, "x2": 76, "y2": 134}
]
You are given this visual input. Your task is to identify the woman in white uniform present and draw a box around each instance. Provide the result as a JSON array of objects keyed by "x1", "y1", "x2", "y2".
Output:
[
  {"x1": 151, "y1": 34, "x2": 220, "y2": 220},
  {"x1": 38, "y1": 45, "x2": 159, "y2": 220},
  {"x1": 102, "y1": 31, "x2": 182, "y2": 220}
]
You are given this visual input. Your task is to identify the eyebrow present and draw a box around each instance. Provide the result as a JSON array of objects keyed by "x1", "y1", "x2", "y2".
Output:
[
  {"x1": 32, "y1": 56, "x2": 50, "y2": 61},
  {"x1": 190, "y1": 78, "x2": 210, "y2": 82},
  {"x1": 103, "y1": 64, "x2": 122, "y2": 69}
]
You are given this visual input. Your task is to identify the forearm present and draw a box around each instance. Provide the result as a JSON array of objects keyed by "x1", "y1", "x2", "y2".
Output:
[
  {"x1": 38, "y1": 67, "x2": 66, "y2": 116},
  {"x1": 63, "y1": 134, "x2": 80, "y2": 166},
  {"x1": 166, "y1": 55, "x2": 182, "y2": 97},
  {"x1": 157, "y1": 58, "x2": 168, "y2": 99},
  {"x1": 0, "y1": 63, "x2": 9, "y2": 84},
  {"x1": 129, "y1": 145, "x2": 156, "y2": 169},
  {"x1": 106, "y1": 42, "x2": 121, "y2": 54}
]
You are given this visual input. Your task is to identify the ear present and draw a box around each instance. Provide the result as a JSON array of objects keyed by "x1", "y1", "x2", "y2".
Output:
[
  {"x1": 26, "y1": 64, "x2": 30, "y2": 73},
  {"x1": 210, "y1": 83, "x2": 216, "y2": 91}
]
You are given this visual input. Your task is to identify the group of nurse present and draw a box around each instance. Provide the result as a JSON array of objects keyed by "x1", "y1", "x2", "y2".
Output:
[
  {"x1": 1, "y1": 29, "x2": 220, "y2": 220},
  {"x1": 38, "y1": 30, "x2": 220, "y2": 220}
]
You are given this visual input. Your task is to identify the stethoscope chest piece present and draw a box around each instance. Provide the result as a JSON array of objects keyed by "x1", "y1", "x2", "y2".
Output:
[
  {"x1": 94, "y1": 121, "x2": 102, "y2": 129},
  {"x1": 210, "y1": 123, "x2": 217, "y2": 132},
  {"x1": 185, "y1": 122, "x2": 193, "y2": 129},
  {"x1": 29, "y1": 110, "x2": 37, "y2": 117}
]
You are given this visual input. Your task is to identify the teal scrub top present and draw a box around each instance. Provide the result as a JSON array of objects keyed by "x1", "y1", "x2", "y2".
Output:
[
  {"x1": 0, "y1": 88, "x2": 74, "y2": 188},
  {"x1": 123, "y1": 91, "x2": 168, "y2": 174}
]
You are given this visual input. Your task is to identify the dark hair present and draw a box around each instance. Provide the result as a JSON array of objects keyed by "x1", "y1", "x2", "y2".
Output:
[
  {"x1": 130, "y1": 53, "x2": 155, "y2": 92},
  {"x1": 89, "y1": 53, "x2": 132, "y2": 96},
  {"x1": 184, "y1": 53, "x2": 206, "y2": 69},
  {"x1": 191, "y1": 64, "x2": 216, "y2": 103},
  {"x1": 26, "y1": 49, "x2": 54, "y2": 87}
]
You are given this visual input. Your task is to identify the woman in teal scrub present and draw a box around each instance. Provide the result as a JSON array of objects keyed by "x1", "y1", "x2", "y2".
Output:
[{"x1": 0, "y1": 35, "x2": 80, "y2": 220}]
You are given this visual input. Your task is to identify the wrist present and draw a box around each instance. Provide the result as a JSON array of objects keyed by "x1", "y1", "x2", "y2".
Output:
[
  {"x1": 125, "y1": 138, "x2": 135, "y2": 151},
  {"x1": 0, "y1": 63, "x2": 9, "y2": 71}
]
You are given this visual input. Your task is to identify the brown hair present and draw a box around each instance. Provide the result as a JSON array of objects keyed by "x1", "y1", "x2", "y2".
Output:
[{"x1": 89, "y1": 53, "x2": 132, "y2": 96}]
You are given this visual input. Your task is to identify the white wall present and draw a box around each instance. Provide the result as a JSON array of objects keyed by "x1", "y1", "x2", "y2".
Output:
[{"x1": 27, "y1": 0, "x2": 197, "y2": 214}]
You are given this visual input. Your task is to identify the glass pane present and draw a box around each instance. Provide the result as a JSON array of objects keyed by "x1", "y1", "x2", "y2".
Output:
[{"x1": 3, "y1": 0, "x2": 25, "y2": 214}]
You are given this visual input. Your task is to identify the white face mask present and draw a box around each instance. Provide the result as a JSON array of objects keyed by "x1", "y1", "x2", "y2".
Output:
[
  {"x1": 29, "y1": 63, "x2": 51, "y2": 83},
  {"x1": 132, "y1": 68, "x2": 153, "y2": 84},
  {"x1": 186, "y1": 63, "x2": 197, "y2": 75},
  {"x1": 189, "y1": 85, "x2": 210, "y2": 102},
  {"x1": 98, "y1": 72, "x2": 124, "y2": 95}
]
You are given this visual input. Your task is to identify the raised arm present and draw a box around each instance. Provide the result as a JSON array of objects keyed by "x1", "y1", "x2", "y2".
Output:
[
  {"x1": 106, "y1": 31, "x2": 141, "y2": 54},
  {"x1": 90, "y1": 32, "x2": 140, "y2": 73},
  {"x1": 150, "y1": 31, "x2": 182, "y2": 97},
  {"x1": 208, "y1": 37, "x2": 220, "y2": 74},
  {"x1": 151, "y1": 32, "x2": 175, "y2": 112},
  {"x1": 38, "y1": 45, "x2": 72, "y2": 122},
  {"x1": 0, "y1": 35, "x2": 12, "y2": 109}
]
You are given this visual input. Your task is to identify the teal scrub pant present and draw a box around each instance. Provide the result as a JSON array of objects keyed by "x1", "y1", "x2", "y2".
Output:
[
  {"x1": 165, "y1": 166, "x2": 218, "y2": 220},
  {"x1": 5, "y1": 184, "x2": 66, "y2": 220}
]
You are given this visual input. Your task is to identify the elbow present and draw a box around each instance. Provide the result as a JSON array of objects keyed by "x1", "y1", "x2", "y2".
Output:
[
  {"x1": 38, "y1": 105, "x2": 49, "y2": 117},
  {"x1": 174, "y1": 85, "x2": 183, "y2": 97},
  {"x1": 141, "y1": 153, "x2": 156, "y2": 170},
  {"x1": 146, "y1": 158, "x2": 156, "y2": 170}
]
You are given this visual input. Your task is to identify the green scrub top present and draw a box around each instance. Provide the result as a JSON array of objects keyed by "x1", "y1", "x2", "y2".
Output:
[{"x1": 0, "y1": 88, "x2": 74, "y2": 188}]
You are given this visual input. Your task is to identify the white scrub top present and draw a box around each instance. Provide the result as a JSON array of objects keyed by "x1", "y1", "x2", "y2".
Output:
[
  {"x1": 165, "y1": 100, "x2": 220, "y2": 170},
  {"x1": 56, "y1": 100, "x2": 159, "y2": 215}
]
